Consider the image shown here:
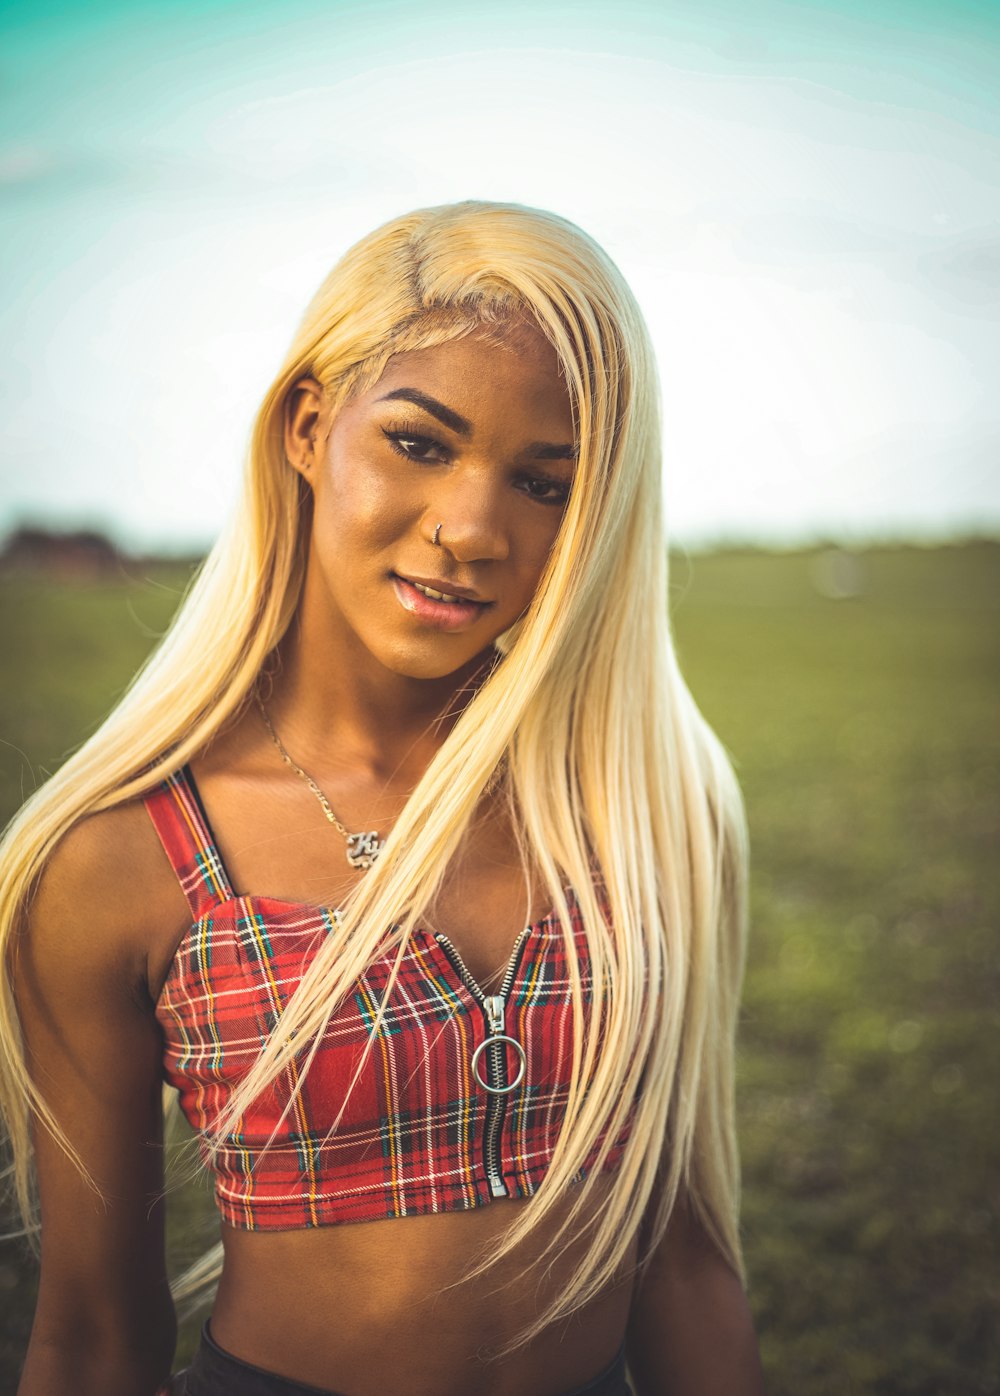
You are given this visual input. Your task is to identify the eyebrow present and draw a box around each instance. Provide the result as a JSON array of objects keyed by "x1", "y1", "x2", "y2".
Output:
[
  {"x1": 377, "y1": 387, "x2": 578, "y2": 461},
  {"x1": 377, "y1": 388, "x2": 471, "y2": 436}
]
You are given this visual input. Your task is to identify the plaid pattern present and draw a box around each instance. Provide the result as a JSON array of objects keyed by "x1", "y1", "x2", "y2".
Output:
[{"x1": 146, "y1": 766, "x2": 637, "y2": 1231}]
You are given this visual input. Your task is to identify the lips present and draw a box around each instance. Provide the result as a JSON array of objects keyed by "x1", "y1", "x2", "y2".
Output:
[{"x1": 391, "y1": 573, "x2": 492, "y2": 633}]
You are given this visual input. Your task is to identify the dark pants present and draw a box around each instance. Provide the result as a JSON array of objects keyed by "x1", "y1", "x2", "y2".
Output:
[{"x1": 172, "y1": 1321, "x2": 633, "y2": 1396}]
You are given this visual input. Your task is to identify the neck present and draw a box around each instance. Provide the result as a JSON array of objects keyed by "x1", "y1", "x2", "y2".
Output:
[{"x1": 263, "y1": 612, "x2": 496, "y2": 788}]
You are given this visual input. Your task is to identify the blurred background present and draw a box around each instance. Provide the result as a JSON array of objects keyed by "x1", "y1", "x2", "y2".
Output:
[{"x1": 1, "y1": 0, "x2": 998, "y2": 1392}]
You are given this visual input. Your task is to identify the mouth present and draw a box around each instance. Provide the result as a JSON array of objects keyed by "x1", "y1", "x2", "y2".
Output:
[{"x1": 391, "y1": 572, "x2": 493, "y2": 632}]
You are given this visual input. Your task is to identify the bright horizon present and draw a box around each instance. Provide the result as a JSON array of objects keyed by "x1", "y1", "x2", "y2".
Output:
[{"x1": 2, "y1": 0, "x2": 998, "y2": 551}]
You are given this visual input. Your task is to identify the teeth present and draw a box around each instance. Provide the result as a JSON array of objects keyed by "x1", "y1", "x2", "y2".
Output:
[{"x1": 412, "y1": 580, "x2": 467, "y2": 604}]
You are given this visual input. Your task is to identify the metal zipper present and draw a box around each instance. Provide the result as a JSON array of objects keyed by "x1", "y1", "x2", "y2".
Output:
[{"x1": 434, "y1": 926, "x2": 531, "y2": 1198}]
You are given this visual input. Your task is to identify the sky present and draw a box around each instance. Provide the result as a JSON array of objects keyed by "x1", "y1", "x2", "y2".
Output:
[{"x1": 1, "y1": 0, "x2": 998, "y2": 551}]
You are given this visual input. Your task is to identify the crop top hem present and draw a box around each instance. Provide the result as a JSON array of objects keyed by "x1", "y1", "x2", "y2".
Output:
[{"x1": 211, "y1": 1152, "x2": 631, "y2": 1231}]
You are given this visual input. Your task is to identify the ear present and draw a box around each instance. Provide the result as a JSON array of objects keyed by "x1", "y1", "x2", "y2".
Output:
[{"x1": 284, "y1": 376, "x2": 326, "y2": 484}]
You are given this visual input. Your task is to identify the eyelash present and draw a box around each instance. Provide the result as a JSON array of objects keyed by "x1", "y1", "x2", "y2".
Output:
[{"x1": 380, "y1": 424, "x2": 572, "y2": 507}]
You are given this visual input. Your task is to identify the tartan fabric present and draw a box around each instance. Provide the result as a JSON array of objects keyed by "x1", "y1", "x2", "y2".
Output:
[{"x1": 146, "y1": 766, "x2": 637, "y2": 1231}]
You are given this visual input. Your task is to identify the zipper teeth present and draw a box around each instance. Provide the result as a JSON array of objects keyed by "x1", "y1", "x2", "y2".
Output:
[
  {"x1": 434, "y1": 925, "x2": 530, "y2": 1005},
  {"x1": 433, "y1": 927, "x2": 532, "y2": 1201},
  {"x1": 485, "y1": 1072, "x2": 505, "y2": 1166}
]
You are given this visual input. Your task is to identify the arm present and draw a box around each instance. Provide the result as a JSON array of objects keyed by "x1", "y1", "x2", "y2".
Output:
[
  {"x1": 12, "y1": 812, "x2": 178, "y2": 1396},
  {"x1": 626, "y1": 1195, "x2": 765, "y2": 1396}
]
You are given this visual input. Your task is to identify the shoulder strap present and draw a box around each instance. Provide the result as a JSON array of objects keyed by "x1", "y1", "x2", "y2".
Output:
[{"x1": 143, "y1": 765, "x2": 236, "y2": 919}]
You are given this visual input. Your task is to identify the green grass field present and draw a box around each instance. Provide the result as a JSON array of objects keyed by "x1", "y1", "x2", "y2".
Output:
[{"x1": 1, "y1": 543, "x2": 997, "y2": 1394}]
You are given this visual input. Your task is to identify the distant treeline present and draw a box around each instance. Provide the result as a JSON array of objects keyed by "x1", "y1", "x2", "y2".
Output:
[
  {"x1": 0, "y1": 526, "x2": 203, "y2": 579},
  {"x1": 3, "y1": 522, "x2": 996, "y2": 585}
]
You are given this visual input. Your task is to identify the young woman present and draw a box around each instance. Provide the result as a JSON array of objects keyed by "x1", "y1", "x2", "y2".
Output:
[{"x1": 1, "y1": 200, "x2": 764, "y2": 1395}]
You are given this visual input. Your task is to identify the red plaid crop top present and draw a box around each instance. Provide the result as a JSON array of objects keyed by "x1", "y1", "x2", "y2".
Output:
[{"x1": 146, "y1": 766, "x2": 636, "y2": 1231}]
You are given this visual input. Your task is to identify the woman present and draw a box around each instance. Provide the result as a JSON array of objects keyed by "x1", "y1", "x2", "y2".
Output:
[{"x1": 1, "y1": 200, "x2": 764, "y2": 1395}]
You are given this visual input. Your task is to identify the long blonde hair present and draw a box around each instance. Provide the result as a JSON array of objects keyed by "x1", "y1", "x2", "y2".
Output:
[{"x1": 0, "y1": 200, "x2": 749, "y2": 1357}]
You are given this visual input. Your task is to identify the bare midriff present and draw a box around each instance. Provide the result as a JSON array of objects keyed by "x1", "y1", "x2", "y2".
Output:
[{"x1": 210, "y1": 1176, "x2": 639, "y2": 1396}]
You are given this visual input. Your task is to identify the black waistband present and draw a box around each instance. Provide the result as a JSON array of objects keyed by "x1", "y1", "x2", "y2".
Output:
[{"x1": 172, "y1": 1319, "x2": 632, "y2": 1396}]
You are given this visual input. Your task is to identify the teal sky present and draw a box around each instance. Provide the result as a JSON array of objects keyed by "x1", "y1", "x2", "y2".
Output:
[{"x1": 2, "y1": 0, "x2": 998, "y2": 547}]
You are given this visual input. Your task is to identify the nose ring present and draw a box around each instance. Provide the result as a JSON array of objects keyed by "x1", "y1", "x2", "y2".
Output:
[{"x1": 432, "y1": 522, "x2": 443, "y2": 547}]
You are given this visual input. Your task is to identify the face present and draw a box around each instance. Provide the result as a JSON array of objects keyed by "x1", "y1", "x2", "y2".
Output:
[{"x1": 287, "y1": 321, "x2": 577, "y2": 682}]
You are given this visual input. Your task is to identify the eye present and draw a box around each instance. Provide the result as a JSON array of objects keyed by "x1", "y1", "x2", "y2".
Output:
[
  {"x1": 381, "y1": 424, "x2": 571, "y2": 505},
  {"x1": 381, "y1": 428, "x2": 447, "y2": 464},
  {"x1": 517, "y1": 473, "x2": 572, "y2": 506}
]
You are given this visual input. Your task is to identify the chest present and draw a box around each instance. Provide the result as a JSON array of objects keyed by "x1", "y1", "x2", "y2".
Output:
[{"x1": 186, "y1": 761, "x2": 555, "y2": 995}]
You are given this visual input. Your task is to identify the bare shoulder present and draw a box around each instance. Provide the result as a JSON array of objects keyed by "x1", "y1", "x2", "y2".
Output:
[{"x1": 19, "y1": 795, "x2": 190, "y2": 1007}]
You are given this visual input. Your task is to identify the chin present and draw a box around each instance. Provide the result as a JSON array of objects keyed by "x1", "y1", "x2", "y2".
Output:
[
  {"x1": 364, "y1": 641, "x2": 447, "y2": 681},
  {"x1": 375, "y1": 637, "x2": 500, "y2": 683}
]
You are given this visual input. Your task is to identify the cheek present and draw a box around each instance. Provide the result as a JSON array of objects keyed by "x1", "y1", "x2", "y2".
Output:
[
  {"x1": 515, "y1": 521, "x2": 563, "y2": 593},
  {"x1": 314, "y1": 458, "x2": 415, "y2": 553}
]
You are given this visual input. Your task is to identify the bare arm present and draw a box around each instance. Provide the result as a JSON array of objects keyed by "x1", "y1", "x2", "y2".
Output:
[
  {"x1": 626, "y1": 1197, "x2": 765, "y2": 1396},
  {"x1": 12, "y1": 811, "x2": 180, "y2": 1396}
]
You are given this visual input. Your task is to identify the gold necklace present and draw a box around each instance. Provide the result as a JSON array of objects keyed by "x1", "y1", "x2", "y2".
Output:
[
  {"x1": 254, "y1": 657, "x2": 500, "y2": 869},
  {"x1": 255, "y1": 694, "x2": 383, "y2": 870}
]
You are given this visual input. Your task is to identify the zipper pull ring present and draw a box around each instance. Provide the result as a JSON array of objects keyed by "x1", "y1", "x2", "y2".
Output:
[{"x1": 471, "y1": 995, "x2": 527, "y2": 1094}]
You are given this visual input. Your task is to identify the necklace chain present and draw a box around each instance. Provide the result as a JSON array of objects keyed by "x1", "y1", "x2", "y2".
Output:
[
  {"x1": 254, "y1": 693, "x2": 384, "y2": 869},
  {"x1": 254, "y1": 657, "x2": 500, "y2": 871}
]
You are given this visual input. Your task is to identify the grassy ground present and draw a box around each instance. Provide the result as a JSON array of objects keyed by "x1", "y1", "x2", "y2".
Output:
[{"x1": 1, "y1": 543, "x2": 997, "y2": 1393}]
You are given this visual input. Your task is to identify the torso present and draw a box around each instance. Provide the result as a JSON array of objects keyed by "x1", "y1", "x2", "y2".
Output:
[
  {"x1": 212, "y1": 1190, "x2": 638, "y2": 1395},
  {"x1": 132, "y1": 708, "x2": 639, "y2": 1394}
]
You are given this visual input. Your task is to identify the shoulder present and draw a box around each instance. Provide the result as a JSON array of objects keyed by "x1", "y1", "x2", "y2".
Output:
[{"x1": 19, "y1": 793, "x2": 191, "y2": 1008}]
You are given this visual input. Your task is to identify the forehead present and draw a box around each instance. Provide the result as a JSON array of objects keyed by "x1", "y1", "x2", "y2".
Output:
[{"x1": 370, "y1": 321, "x2": 572, "y2": 416}]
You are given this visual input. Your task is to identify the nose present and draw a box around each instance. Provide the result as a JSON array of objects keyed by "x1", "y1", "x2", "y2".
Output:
[{"x1": 427, "y1": 470, "x2": 510, "y2": 563}]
